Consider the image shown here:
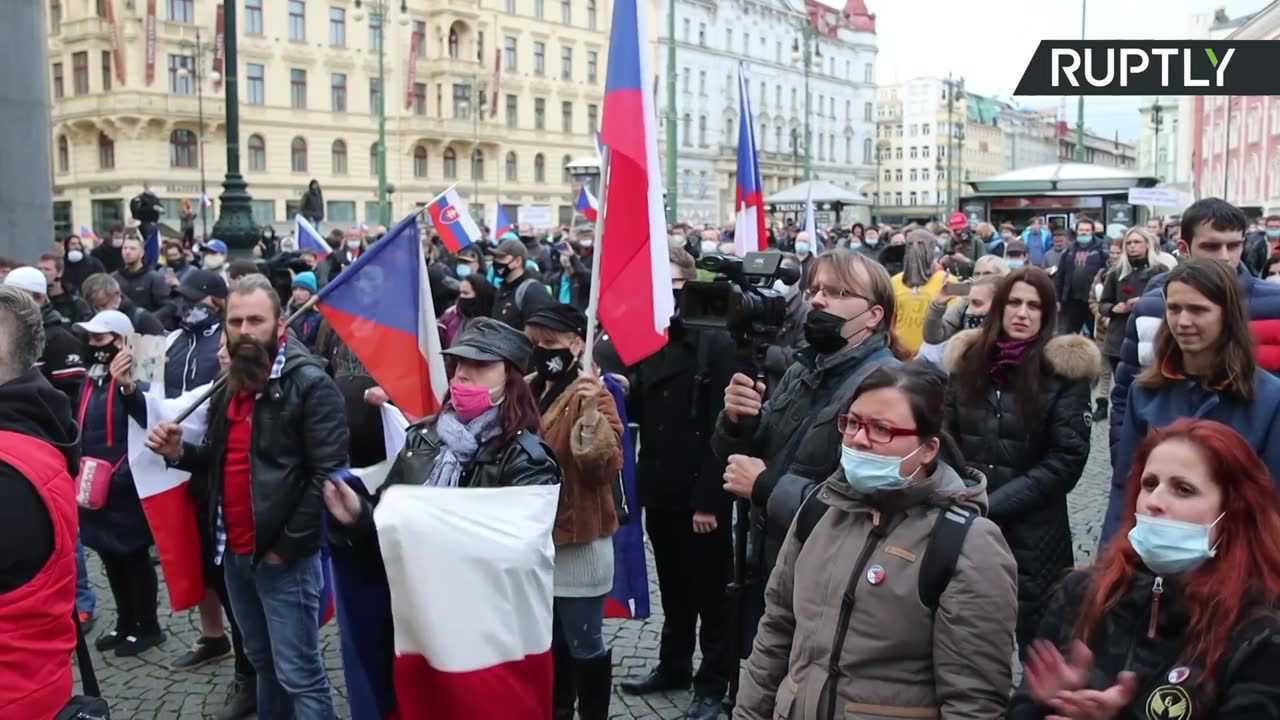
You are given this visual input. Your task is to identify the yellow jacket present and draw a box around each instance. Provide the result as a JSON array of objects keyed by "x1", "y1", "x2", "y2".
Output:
[{"x1": 891, "y1": 270, "x2": 952, "y2": 355}]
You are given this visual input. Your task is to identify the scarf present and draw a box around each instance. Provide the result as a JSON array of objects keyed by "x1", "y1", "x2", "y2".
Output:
[
  {"x1": 989, "y1": 335, "x2": 1037, "y2": 386},
  {"x1": 424, "y1": 406, "x2": 503, "y2": 487}
]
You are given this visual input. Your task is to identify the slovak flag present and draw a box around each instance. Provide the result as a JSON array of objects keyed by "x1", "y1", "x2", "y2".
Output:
[
  {"x1": 426, "y1": 186, "x2": 483, "y2": 253},
  {"x1": 492, "y1": 203, "x2": 514, "y2": 239},
  {"x1": 295, "y1": 214, "x2": 331, "y2": 259},
  {"x1": 375, "y1": 484, "x2": 560, "y2": 720},
  {"x1": 733, "y1": 63, "x2": 767, "y2": 256},
  {"x1": 316, "y1": 211, "x2": 448, "y2": 419},
  {"x1": 599, "y1": 0, "x2": 674, "y2": 365},
  {"x1": 575, "y1": 186, "x2": 600, "y2": 222}
]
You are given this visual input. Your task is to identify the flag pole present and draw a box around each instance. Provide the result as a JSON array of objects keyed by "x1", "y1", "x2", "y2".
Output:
[{"x1": 581, "y1": 146, "x2": 611, "y2": 373}]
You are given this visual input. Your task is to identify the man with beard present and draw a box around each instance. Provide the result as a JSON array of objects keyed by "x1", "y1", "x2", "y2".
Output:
[{"x1": 146, "y1": 275, "x2": 347, "y2": 718}]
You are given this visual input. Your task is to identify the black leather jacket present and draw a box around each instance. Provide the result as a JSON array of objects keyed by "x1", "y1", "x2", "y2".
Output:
[{"x1": 176, "y1": 336, "x2": 349, "y2": 564}]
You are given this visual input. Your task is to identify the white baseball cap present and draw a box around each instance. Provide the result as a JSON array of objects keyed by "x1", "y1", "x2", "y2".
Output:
[
  {"x1": 76, "y1": 310, "x2": 134, "y2": 337},
  {"x1": 3, "y1": 266, "x2": 48, "y2": 295}
]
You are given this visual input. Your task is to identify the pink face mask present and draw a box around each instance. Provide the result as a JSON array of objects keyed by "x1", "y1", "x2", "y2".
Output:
[{"x1": 451, "y1": 383, "x2": 495, "y2": 422}]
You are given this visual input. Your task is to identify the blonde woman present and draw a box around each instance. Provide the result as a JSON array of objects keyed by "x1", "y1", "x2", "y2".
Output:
[{"x1": 1098, "y1": 227, "x2": 1171, "y2": 376}]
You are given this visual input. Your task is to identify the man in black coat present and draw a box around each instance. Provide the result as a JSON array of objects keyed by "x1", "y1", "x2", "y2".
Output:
[
  {"x1": 38, "y1": 254, "x2": 92, "y2": 324},
  {"x1": 3, "y1": 267, "x2": 86, "y2": 404},
  {"x1": 619, "y1": 249, "x2": 738, "y2": 720},
  {"x1": 1053, "y1": 217, "x2": 1107, "y2": 335},
  {"x1": 490, "y1": 238, "x2": 555, "y2": 330},
  {"x1": 113, "y1": 235, "x2": 171, "y2": 313}
]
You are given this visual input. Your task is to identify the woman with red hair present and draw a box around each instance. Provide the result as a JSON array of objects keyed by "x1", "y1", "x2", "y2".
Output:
[{"x1": 1008, "y1": 418, "x2": 1280, "y2": 718}]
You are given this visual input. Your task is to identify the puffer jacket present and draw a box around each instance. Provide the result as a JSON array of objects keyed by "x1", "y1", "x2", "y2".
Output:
[
  {"x1": 734, "y1": 463, "x2": 1018, "y2": 720},
  {"x1": 1109, "y1": 261, "x2": 1280, "y2": 455},
  {"x1": 1009, "y1": 570, "x2": 1280, "y2": 719},
  {"x1": 712, "y1": 333, "x2": 901, "y2": 578},
  {"x1": 176, "y1": 336, "x2": 349, "y2": 564},
  {"x1": 942, "y1": 330, "x2": 1098, "y2": 647}
]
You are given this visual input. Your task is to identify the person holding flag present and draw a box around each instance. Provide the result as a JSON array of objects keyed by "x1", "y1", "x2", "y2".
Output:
[
  {"x1": 145, "y1": 275, "x2": 349, "y2": 719},
  {"x1": 492, "y1": 203, "x2": 515, "y2": 240}
]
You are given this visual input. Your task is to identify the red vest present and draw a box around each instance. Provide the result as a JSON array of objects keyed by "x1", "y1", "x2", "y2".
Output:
[{"x1": 0, "y1": 431, "x2": 78, "y2": 720}]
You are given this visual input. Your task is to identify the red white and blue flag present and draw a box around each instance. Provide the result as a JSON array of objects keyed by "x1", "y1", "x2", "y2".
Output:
[
  {"x1": 575, "y1": 186, "x2": 599, "y2": 222},
  {"x1": 733, "y1": 63, "x2": 767, "y2": 256},
  {"x1": 598, "y1": 0, "x2": 674, "y2": 365},
  {"x1": 316, "y1": 211, "x2": 448, "y2": 419},
  {"x1": 427, "y1": 187, "x2": 483, "y2": 253},
  {"x1": 144, "y1": 223, "x2": 161, "y2": 267},
  {"x1": 295, "y1": 214, "x2": 331, "y2": 259},
  {"x1": 491, "y1": 203, "x2": 514, "y2": 239},
  {"x1": 78, "y1": 225, "x2": 101, "y2": 246}
]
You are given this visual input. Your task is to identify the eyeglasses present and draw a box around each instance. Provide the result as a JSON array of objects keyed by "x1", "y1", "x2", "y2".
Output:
[
  {"x1": 837, "y1": 414, "x2": 918, "y2": 444},
  {"x1": 804, "y1": 285, "x2": 871, "y2": 303}
]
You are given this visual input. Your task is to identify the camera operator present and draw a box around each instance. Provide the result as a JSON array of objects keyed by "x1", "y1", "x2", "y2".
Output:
[
  {"x1": 761, "y1": 258, "x2": 807, "y2": 390},
  {"x1": 712, "y1": 248, "x2": 903, "y2": 630}
]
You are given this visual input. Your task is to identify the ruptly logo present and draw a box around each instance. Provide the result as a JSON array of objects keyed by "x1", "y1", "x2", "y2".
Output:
[{"x1": 1015, "y1": 41, "x2": 1280, "y2": 96}]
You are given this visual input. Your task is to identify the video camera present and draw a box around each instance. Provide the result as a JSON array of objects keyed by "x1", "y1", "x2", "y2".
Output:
[
  {"x1": 680, "y1": 251, "x2": 799, "y2": 370},
  {"x1": 256, "y1": 251, "x2": 313, "y2": 304}
]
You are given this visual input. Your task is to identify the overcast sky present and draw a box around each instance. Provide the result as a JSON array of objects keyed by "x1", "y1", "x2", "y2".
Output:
[{"x1": 865, "y1": 0, "x2": 1267, "y2": 142}]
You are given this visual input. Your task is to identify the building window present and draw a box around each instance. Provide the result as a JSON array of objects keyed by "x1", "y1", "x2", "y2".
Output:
[
  {"x1": 535, "y1": 0, "x2": 544, "y2": 18},
  {"x1": 245, "y1": 0, "x2": 263, "y2": 34},
  {"x1": 506, "y1": 152, "x2": 518, "y2": 182},
  {"x1": 413, "y1": 145, "x2": 428, "y2": 178},
  {"x1": 588, "y1": 0, "x2": 598, "y2": 30},
  {"x1": 56, "y1": 135, "x2": 69, "y2": 173},
  {"x1": 288, "y1": 0, "x2": 306, "y2": 41},
  {"x1": 894, "y1": 192, "x2": 902, "y2": 206},
  {"x1": 726, "y1": 28, "x2": 732, "y2": 50},
  {"x1": 290, "y1": 137, "x2": 308, "y2": 172},
  {"x1": 331, "y1": 73, "x2": 347, "y2": 111},
  {"x1": 329, "y1": 7, "x2": 346, "y2": 46},
  {"x1": 471, "y1": 149, "x2": 485, "y2": 180},
  {"x1": 909, "y1": 191, "x2": 917, "y2": 205},
  {"x1": 168, "y1": 0, "x2": 194, "y2": 22},
  {"x1": 248, "y1": 134, "x2": 266, "y2": 171},
  {"x1": 443, "y1": 147, "x2": 457, "y2": 178},
  {"x1": 72, "y1": 52, "x2": 89, "y2": 95},
  {"x1": 246, "y1": 64, "x2": 265, "y2": 105},
  {"x1": 561, "y1": 101, "x2": 572, "y2": 133},
  {"x1": 369, "y1": 142, "x2": 380, "y2": 176},
  {"x1": 921, "y1": 191, "x2": 930, "y2": 204},
  {"x1": 862, "y1": 138, "x2": 871, "y2": 164},
  {"x1": 506, "y1": 94, "x2": 518, "y2": 128},
  {"x1": 369, "y1": 77, "x2": 382, "y2": 114},
  {"x1": 534, "y1": 42, "x2": 545, "y2": 76},
  {"x1": 909, "y1": 146, "x2": 917, "y2": 159},
  {"x1": 504, "y1": 36, "x2": 517, "y2": 71},
  {"x1": 448, "y1": 27, "x2": 459, "y2": 58},
  {"x1": 535, "y1": 98, "x2": 546, "y2": 130},
  {"x1": 894, "y1": 169, "x2": 902, "y2": 182},
  {"x1": 101, "y1": 51, "x2": 112, "y2": 92},
  {"x1": 587, "y1": 50, "x2": 598, "y2": 83},
  {"x1": 534, "y1": 153, "x2": 546, "y2": 182},
  {"x1": 922, "y1": 169, "x2": 930, "y2": 181},
  {"x1": 368, "y1": 12, "x2": 382, "y2": 51},
  {"x1": 413, "y1": 83, "x2": 426, "y2": 115},
  {"x1": 453, "y1": 83, "x2": 471, "y2": 119},
  {"x1": 170, "y1": 129, "x2": 198, "y2": 168},
  {"x1": 922, "y1": 123, "x2": 930, "y2": 135},
  {"x1": 909, "y1": 123, "x2": 917, "y2": 136},
  {"x1": 682, "y1": 114, "x2": 691, "y2": 146},
  {"x1": 698, "y1": 22, "x2": 706, "y2": 46},
  {"x1": 883, "y1": 169, "x2": 890, "y2": 182},
  {"x1": 331, "y1": 139, "x2": 348, "y2": 174},
  {"x1": 168, "y1": 54, "x2": 195, "y2": 95},
  {"x1": 561, "y1": 47, "x2": 573, "y2": 80},
  {"x1": 290, "y1": 69, "x2": 307, "y2": 109},
  {"x1": 98, "y1": 132, "x2": 115, "y2": 169},
  {"x1": 894, "y1": 147, "x2": 902, "y2": 159},
  {"x1": 909, "y1": 169, "x2": 917, "y2": 181},
  {"x1": 587, "y1": 104, "x2": 598, "y2": 134},
  {"x1": 413, "y1": 21, "x2": 427, "y2": 58},
  {"x1": 561, "y1": 0, "x2": 571, "y2": 24},
  {"x1": 505, "y1": 0, "x2": 514, "y2": 12},
  {"x1": 50, "y1": 0, "x2": 62, "y2": 33},
  {"x1": 562, "y1": 155, "x2": 572, "y2": 183}
]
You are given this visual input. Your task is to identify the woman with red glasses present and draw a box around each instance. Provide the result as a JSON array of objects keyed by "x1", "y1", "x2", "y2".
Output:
[
  {"x1": 733, "y1": 361, "x2": 1018, "y2": 720},
  {"x1": 943, "y1": 266, "x2": 1100, "y2": 655}
]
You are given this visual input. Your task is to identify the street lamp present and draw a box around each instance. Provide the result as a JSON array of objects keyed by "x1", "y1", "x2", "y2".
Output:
[
  {"x1": 210, "y1": 0, "x2": 260, "y2": 257},
  {"x1": 791, "y1": 31, "x2": 821, "y2": 181},
  {"x1": 353, "y1": 0, "x2": 409, "y2": 228},
  {"x1": 178, "y1": 30, "x2": 219, "y2": 242}
]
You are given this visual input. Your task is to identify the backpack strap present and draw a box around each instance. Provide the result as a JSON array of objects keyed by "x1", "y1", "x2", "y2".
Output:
[
  {"x1": 793, "y1": 486, "x2": 830, "y2": 547},
  {"x1": 512, "y1": 430, "x2": 548, "y2": 465},
  {"x1": 514, "y1": 277, "x2": 532, "y2": 314},
  {"x1": 72, "y1": 609, "x2": 100, "y2": 697},
  {"x1": 918, "y1": 504, "x2": 977, "y2": 613}
]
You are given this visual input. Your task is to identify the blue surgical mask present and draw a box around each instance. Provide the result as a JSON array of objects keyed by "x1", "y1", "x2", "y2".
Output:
[
  {"x1": 1076, "y1": 233, "x2": 1093, "y2": 245},
  {"x1": 1266, "y1": 228, "x2": 1280, "y2": 239},
  {"x1": 1006, "y1": 258, "x2": 1025, "y2": 268},
  {"x1": 456, "y1": 263, "x2": 473, "y2": 279},
  {"x1": 796, "y1": 242, "x2": 811, "y2": 255},
  {"x1": 1128, "y1": 512, "x2": 1223, "y2": 575},
  {"x1": 839, "y1": 444, "x2": 923, "y2": 494},
  {"x1": 849, "y1": 240, "x2": 862, "y2": 249},
  {"x1": 865, "y1": 235, "x2": 879, "y2": 247}
]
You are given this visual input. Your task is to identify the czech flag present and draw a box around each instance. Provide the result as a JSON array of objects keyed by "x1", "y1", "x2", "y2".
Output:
[
  {"x1": 296, "y1": 213, "x2": 331, "y2": 259},
  {"x1": 144, "y1": 223, "x2": 162, "y2": 268},
  {"x1": 376, "y1": 484, "x2": 560, "y2": 720},
  {"x1": 491, "y1": 203, "x2": 514, "y2": 239},
  {"x1": 78, "y1": 224, "x2": 101, "y2": 247},
  {"x1": 315, "y1": 211, "x2": 448, "y2": 419},
  {"x1": 602, "y1": 375, "x2": 650, "y2": 619},
  {"x1": 733, "y1": 63, "x2": 767, "y2": 256},
  {"x1": 575, "y1": 186, "x2": 600, "y2": 222},
  {"x1": 426, "y1": 187, "x2": 483, "y2": 253},
  {"x1": 598, "y1": 0, "x2": 674, "y2": 365}
]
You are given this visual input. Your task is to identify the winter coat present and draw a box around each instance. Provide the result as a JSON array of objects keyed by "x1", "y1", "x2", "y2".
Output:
[
  {"x1": 628, "y1": 327, "x2": 737, "y2": 515},
  {"x1": 923, "y1": 297, "x2": 969, "y2": 346},
  {"x1": 1098, "y1": 263, "x2": 1162, "y2": 360},
  {"x1": 301, "y1": 186, "x2": 324, "y2": 224},
  {"x1": 1087, "y1": 268, "x2": 1109, "y2": 357},
  {"x1": 62, "y1": 254, "x2": 107, "y2": 298},
  {"x1": 1053, "y1": 240, "x2": 1109, "y2": 303},
  {"x1": 763, "y1": 290, "x2": 809, "y2": 391},
  {"x1": 942, "y1": 330, "x2": 1099, "y2": 646},
  {"x1": 117, "y1": 298, "x2": 166, "y2": 337},
  {"x1": 1021, "y1": 228, "x2": 1054, "y2": 266},
  {"x1": 91, "y1": 242, "x2": 124, "y2": 275},
  {"x1": 38, "y1": 306, "x2": 87, "y2": 405},
  {"x1": 537, "y1": 375, "x2": 623, "y2": 546},
  {"x1": 734, "y1": 464, "x2": 1018, "y2": 720},
  {"x1": 1101, "y1": 368, "x2": 1280, "y2": 546},
  {"x1": 78, "y1": 375, "x2": 152, "y2": 555},
  {"x1": 288, "y1": 306, "x2": 323, "y2": 352},
  {"x1": 712, "y1": 334, "x2": 901, "y2": 580},
  {"x1": 49, "y1": 289, "x2": 92, "y2": 325},
  {"x1": 113, "y1": 265, "x2": 171, "y2": 313},
  {"x1": 1008, "y1": 570, "x2": 1280, "y2": 720},
  {"x1": 1109, "y1": 261, "x2": 1280, "y2": 454},
  {"x1": 163, "y1": 314, "x2": 223, "y2": 398},
  {"x1": 491, "y1": 273, "x2": 555, "y2": 331},
  {"x1": 174, "y1": 336, "x2": 349, "y2": 564}
]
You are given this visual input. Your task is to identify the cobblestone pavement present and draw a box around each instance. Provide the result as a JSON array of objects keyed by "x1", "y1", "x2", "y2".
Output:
[{"x1": 75, "y1": 422, "x2": 1114, "y2": 719}]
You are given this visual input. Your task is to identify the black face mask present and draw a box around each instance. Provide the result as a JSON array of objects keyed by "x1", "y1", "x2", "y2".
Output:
[
  {"x1": 494, "y1": 261, "x2": 517, "y2": 279},
  {"x1": 533, "y1": 346, "x2": 577, "y2": 380},
  {"x1": 458, "y1": 297, "x2": 485, "y2": 318},
  {"x1": 803, "y1": 309, "x2": 859, "y2": 354},
  {"x1": 963, "y1": 313, "x2": 985, "y2": 329},
  {"x1": 86, "y1": 341, "x2": 119, "y2": 367}
]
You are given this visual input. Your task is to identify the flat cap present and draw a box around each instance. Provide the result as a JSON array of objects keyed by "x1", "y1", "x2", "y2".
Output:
[
  {"x1": 526, "y1": 304, "x2": 588, "y2": 339},
  {"x1": 442, "y1": 317, "x2": 534, "y2": 370}
]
